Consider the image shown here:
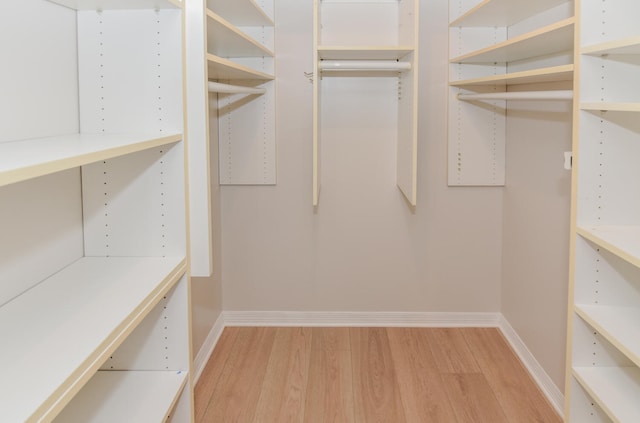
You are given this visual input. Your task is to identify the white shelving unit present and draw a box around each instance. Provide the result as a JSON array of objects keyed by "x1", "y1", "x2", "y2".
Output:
[
  {"x1": 313, "y1": 0, "x2": 419, "y2": 207},
  {"x1": 207, "y1": 0, "x2": 276, "y2": 186},
  {"x1": 448, "y1": 0, "x2": 574, "y2": 186},
  {"x1": 0, "y1": 0, "x2": 193, "y2": 421},
  {"x1": 565, "y1": 0, "x2": 640, "y2": 421}
]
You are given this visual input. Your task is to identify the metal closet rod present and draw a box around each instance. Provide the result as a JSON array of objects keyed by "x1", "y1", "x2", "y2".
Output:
[
  {"x1": 457, "y1": 90, "x2": 573, "y2": 101},
  {"x1": 208, "y1": 81, "x2": 266, "y2": 95},
  {"x1": 319, "y1": 60, "x2": 412, "y2": 71}
]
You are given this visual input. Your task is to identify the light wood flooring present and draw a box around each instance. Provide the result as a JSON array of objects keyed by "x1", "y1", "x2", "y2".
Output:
[{"x1": 195, "y1": 327, "x2": 562, "y2": 422}]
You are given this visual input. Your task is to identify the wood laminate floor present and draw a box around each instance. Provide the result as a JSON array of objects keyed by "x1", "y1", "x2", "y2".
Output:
[{"x1": 195, "y1": 327, "x2": 562, "y2": 422}]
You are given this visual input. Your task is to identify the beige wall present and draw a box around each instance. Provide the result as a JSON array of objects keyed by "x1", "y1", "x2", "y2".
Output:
[{"x1": 502, "y1": 84, "x2": 572, "y2": 389}]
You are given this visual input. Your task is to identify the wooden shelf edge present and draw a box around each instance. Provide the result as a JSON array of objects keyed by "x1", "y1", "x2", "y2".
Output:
[
  {"x1": 582, "y1": 35, "x2": 640, "y2": 55},
  {"x1": 206, "y1": 9, "x2": 274, "y2": 58},
  {"x1": 207, "y1": 54, "x2": 274, "y2": 80},
  {"x1": 449, "y1": 0, "x2": 570, "y2": 28},
  {"x1": 450, "y1": 64, "x2": 574, "y2": 87},
  {"x1": 581, "y1": 102, "x2": 640, "y2": 112},
  {"x1": 576, "y1": 225, "x2": 640, "y2": 269}
]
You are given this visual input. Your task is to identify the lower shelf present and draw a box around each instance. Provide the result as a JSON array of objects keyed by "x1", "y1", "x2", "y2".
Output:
[
  {"x1": 572, "y1": 366, "x2": 640, "y2": 422},
  {"x1": 54, "y1": 370, "x2": 188, "y2": 422}
]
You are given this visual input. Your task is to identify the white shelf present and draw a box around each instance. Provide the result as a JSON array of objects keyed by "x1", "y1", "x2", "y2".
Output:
[
  {"x1": 208, "y1": 81, "x2": 266, "y2": 94},
  {"x1": 582, "y1": 36, "x2": 640, "y2": 56},
  {"x1": 0, "y1": 256, "x2": 186, "y2": 423},
  {"x1": 318, "y1": 46, "x2": 414, "y2": 60},
  {"x1": 576, "y1": 225, "x2": 640, "y2": 269},
  {"x1": 207, "y1": 10, "x2": 273, "y2": 58},
  {"x1": 572, "y1": 366, "x2": 640, "y2": 422},
  {"x1": 207, "y1": 54, "x2": 274, "y2": 80},
  {"x1": 54, "y1": 371, "x2": 188, "y2": 422},
  {"x1": 450, "y1": 64, "x2": 574, "y2": 87},
  {"x1": 581, "y1": 102, "x2": 640, "y2": 112},
  {"x1": 0, "y1": 133, "x2": 181, "y2": 188},
  {"x1": 450, "y1": 18, "x2": 574, "y2": 63},
  {"x1": 47, "y1": 0, "x2": 181, "y2": 10},
  {"x1": 575, "y1": 305, "x2": 640, "y2": 367},
  {"x1": 206, "y1": 0, "x2": 273, "y2": 27},
  {"x1": 450, "y1": 0, "x2": 569, "y2": 27}
]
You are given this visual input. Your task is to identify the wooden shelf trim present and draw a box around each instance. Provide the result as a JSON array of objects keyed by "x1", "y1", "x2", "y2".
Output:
[
  {"x1": 581, "y1": 102, "x2": 640, "y2": 112},
  {"x1": 206, "y1": 0, "x2": 273, "y2": 27},
  {"x1": 575, "y1": 305, "x2": 640, "y2": 367},
  {"x1": 54, "y1": 371, "x2": 188, "y2": 422},
  {"x1": 576, "y1": 225, "x2": 640, "y2": 269},
  {"x1": 0, "y1": 133, "x2": 181, "y2": 188},
  {"x1": 0, "y1": 256, "x2": 186, "y2": 422},
  {"x1": 582, "y1": 35, "x2": 640, "y2": 55},
  {"x1": 450, "y1": 64, "x2": 573, "y2": 87},
  {"x1": 207, "y1": 54, "x2": 274, "y2": 80},
  {"x1": 207, "y1": 10, "x2": 273, "y2": 58},
  {"x1": 450, "y1": 0, "x2": 570, "y2": 28},
  {"x1": 572, "y1": 366, "x2": 640, "y2": 422},
  {"x1": 317, "y1": 46, "x2": 414, "y2": 60},
  {"x1": 450, "y1": 18, "x2": 574, "y2": 64}
]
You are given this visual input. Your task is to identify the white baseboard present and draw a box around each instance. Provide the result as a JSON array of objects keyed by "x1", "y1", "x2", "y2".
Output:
[
  {"x1": 223, "y1": 311, "x2": 501, "y2": 327},
  {"x1": 192, "y1": 310, "x2": 564, "y2": 418},
  {"x1": 498, "y1": 315, "x2": 565, "y2": 417},
  {"x1": 193, "y1": 313, "x2": 225, "y2": 384}
]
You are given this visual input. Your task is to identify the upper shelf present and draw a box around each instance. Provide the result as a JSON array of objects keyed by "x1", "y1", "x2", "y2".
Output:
[
  {"x1": 206, "y1": 0, "x2": 273, "y2": 27},
  {"x1": 0, "y1": 256, "x2": 186, "y2": 423},
  {"x1": 318, "y1": 46, "x2": 414, "y2": 60},
  {"x1": 47, "y1": 0, "x2": 181, "y2": 10},
  {"x1": 450, "y1": 0, "x2": 570, "y2": 27},
  {"x1": 207, "y1": 10, "x2": 273, "y2": 58},
  {"x1": 581, "y1": 102, "x2": 640, "y2": 112},
  {"x1": 0, "y1": 133, "x2": 181, "y2": 188},
  {"x1": 207, "y1": 54, "x2": 274, "y2": 80},
  {"x1": 577, "y1": 225, "x2": 640, "y2": 269},
  {"x1": 582, "y1": 35, "x2": 640, "y2": 55},
  {"x1": 450, "y1": 64, "x2": 573, "y2": 88},
  {"x1": 450, "y1": 18, "x2": 574, "y2": 63}
]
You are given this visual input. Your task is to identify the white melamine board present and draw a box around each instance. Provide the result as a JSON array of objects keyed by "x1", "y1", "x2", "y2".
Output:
[
  {"x1": 580, "y1": 55, "x2": 640, "y2": 103},
  {"x1": 318, "y1": 46, "x2": 414, "y2": 60},
  {"x1": 77, "y1": 9, "x2": 183, "y2": 134},
  {"x1": 0, "y1": 170, "x2": 83, "y2": 307},
  {"x1": 581, "y1": 103, "x2": 640, "y2": 112},
  {"x1": 577, "y1": 226, "x2": 640, "y2": 269},
  {"x1": 218, "y1": 81, "x2": 276, "y2": 185},
  {"x1": 186, "y1": 0, "x2": 213, "y2": 277},
  {"x1": 575, "y1": 305, "x2": 640, "y2": 367},
  {"x1": 450, "y1": 0, "x2": 570, "y2": 27},
  {"x1": 206, "y1": 11, "x2": 273, "y2": 58},
  {"x1": 450, "y1": 18, "x2": 574, "y2": 63},
  {"x1": 53, "y1": 371, "x2": 188, "y2": 422},
  {"x1": 582, "y1": 36, "x2": 640, "y2": 56},
  {"x1": 569, "y1": 378, "x2": 612, "y2": 423},
  {"x1": 82, "y1": 145, "x2": 186, "y2": 257},
  {"x1": 47, "y1": 0, "x2": 181, "y2": 9},
  {"x1": 208, "y1": 54, "x2": 274, "y2": 80},
  {"x1": 101, "y1": 277, "x2": 190, "y2": 370},
  {"x1": 450, "y1": 64, "x2": 574, "y2": 87},
  {"x1": 0, "y1": 133, "x2": 180, "y2": 187},
  {"x1": 571, "y1": 314, "x2": 633, "y2": 367},
  {"x1": 206, "y1": 0, "x2": 273, "y2": 26},
  {"x1": 0, "y1": 256, "x2": 186, "y2": 423},
  {"x1": 572, "y1": 366, "x2": 640, "y2": 423},
  {"x1": 319, "y1": 1, "x2": 399, "y2": 46},
  {"x1": 580, "y1": 0, "x2": 640, "y2": 46}
]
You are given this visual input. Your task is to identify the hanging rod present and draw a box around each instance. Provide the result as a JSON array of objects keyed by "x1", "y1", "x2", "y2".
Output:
[
  {"x1": 208, "y1": 81, "x2": 266, "y2": 95},
  {"x1": 319, "y1": 60, "x2": 411, "y2": 71},
  {"x1": 457, "y1": 90, "x2": 573, "y2": 101}
]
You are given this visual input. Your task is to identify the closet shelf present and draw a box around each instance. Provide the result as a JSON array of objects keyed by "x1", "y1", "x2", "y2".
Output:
[
  {"x1": 47, "y1": 0, "x2": 181, "y2": 10},
  {"x1": 207, "y1": 54, "x2": 274, "y2": 80},
  {"x1": 0, "y1": 133, "x2": 181, "y2": 188},
  {"x1": 450, "y1": 0, "x2": 569, "y2": 27},
  {"x1": 572, "y1": 366, "x2": 640, "y2": 422},
  {"x1": 320, "y1": 60, "x2": 411, "y2": 72},
  {"x1": 317, "y1": 46, "x2": 414, "y2": 60},
  {"x1": 581, "y1": 102, "x2": 640, "y2": 112},
  {"x1": 450, "y1": 18, "x2": 574, "y2": 64},
  {"x1": 0, "y1": 256, "x2": 186, "y2": 423},
  {"x1": 575, "y1": 305, "x2": 640, "y2": 367},
  {"x1": 207, "y1": 10, "x2": 273, "y2": 58},
  {"x1": 206, "y1": 0, "x2": 273, "y2": 27},
  {"x1": 576, "y1": 225, "x2": 640, "y2": 269},
  {"x1": 54, "y1": 371, "x2": 188, "y2": 422},
  {"x1": 582, "y1": 35, "x2": 640, "y2": 55},
  {"x1": 208, "y1": 81, "x2": 266, "y2": 94},
  {"x1": 458, "y1": 90, "x2": 572, "y2": 101},
  {"x1": 450, "y1": 64, "x2": 573, "y2": 88}
]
